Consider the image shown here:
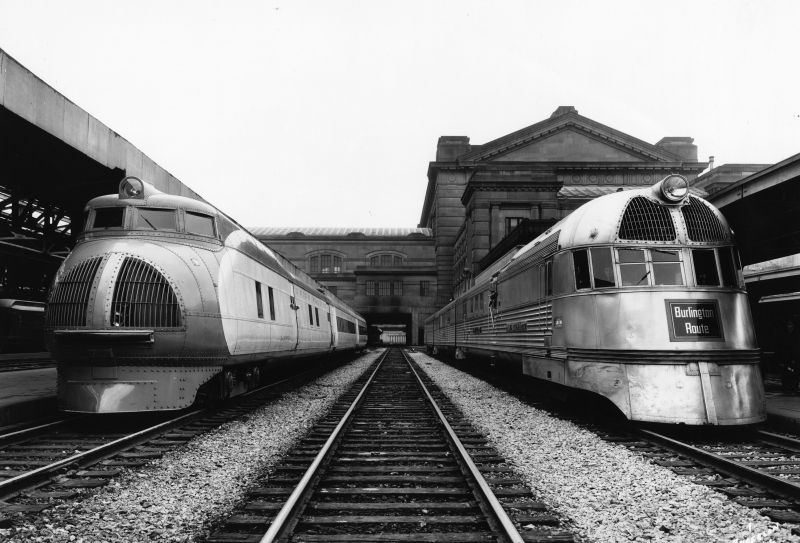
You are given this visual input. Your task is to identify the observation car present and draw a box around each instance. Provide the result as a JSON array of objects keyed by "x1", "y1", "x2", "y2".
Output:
[
  {"x1": 46, "y1": 177, "x2": 367, "y2": 413},
  {"x1": 425, "y1": 175, "x2": 765, "y2": 425}
]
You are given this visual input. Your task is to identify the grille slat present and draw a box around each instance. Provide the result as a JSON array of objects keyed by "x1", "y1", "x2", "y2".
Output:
[
  {"x1": 618, "y1": 196, "x2": 676, "y2": 241},
  {"x1": 682, "y1": 197, "x2": 728, "y2": 242},
  {"x1": 111, "y1": 257, "x2": 181, "y2": 328},
  {"x1": 46, "y1": 257, "x2": 103, "y2": 327}
]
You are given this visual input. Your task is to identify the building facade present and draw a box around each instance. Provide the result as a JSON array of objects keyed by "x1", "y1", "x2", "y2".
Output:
[{"x1": 419, "y1": 106, "x2": 708, "y2": 302}]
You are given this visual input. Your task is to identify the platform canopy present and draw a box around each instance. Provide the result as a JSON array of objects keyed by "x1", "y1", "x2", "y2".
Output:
[{"x1": 710, "y1": 152, "x2": 800, "y2": 266}]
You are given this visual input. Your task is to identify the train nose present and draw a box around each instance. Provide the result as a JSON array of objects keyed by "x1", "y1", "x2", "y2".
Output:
[{"x1": 47, "y1": 252, "x2": 183, "y2": 330}]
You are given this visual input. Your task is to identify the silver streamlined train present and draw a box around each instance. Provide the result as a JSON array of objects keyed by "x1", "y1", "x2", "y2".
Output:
[
  {"x1": 46, "y1": 177, "x2": 367, "y2": 413},
  {"x1": 425, "y1": 175, "x2": 765, "y2": 425}
]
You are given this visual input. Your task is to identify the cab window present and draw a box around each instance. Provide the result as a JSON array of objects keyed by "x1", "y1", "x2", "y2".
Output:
[
  {"x1": 573, "y1": 250, "x2": 591, "y2": 290},
  {"x1": 186, "y1": 211, "x2": 216, "y2": 237},
  {"x1": 93, "y1": 207, "x2": 125, "y2": 229},
  {"x1": 692, "y1": 249, "x2": 720, "y2": 286},
  {"x1": 718, "y1": 247, "x2": 738, "y2": 287},
  {"x1": 138, "y1": 208, "x2": 177, "y2": 231},
  {"x1": 590, "y1": 248, "x2": 615, "y2": 287},
  {"x1": 651, "y1": 249, "x2": 683, "y2": 286},
  {"x1": 618, "y1": 249, "x2": 648, "y2": 286}
]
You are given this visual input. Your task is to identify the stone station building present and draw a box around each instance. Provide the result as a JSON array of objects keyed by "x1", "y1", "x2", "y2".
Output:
[{"x1": 255, "y1": 106, "x2": 709, "y2": 344}]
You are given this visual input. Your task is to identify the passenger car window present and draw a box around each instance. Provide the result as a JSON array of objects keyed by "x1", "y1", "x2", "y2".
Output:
[
  {"x1": 138, "y1": 208, "x2": 177, "y2": 231},
  {"x1": 618, "y1": 249, "x2": 649, "y2": 286},
  {"x1": 590, "y1": 248, "x2": 615, "y2": 288},
  {"x1": 93, "y1": 207, "x2": 125, "y2": 229},
  {"x1": 651, "y1": 249, "x2": 683, "y2": 286},
  {"x1": 186, "y1": 212, "x2": 215, "y2": 237},
  {"x1": 692, "y1": 249, "x2": 720, "y2": 286}
]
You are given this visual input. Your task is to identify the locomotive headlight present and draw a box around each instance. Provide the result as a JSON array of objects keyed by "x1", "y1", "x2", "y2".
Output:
[
  {"x1": 119, "y1": 177, "x2": 145, "y2": 199},
  {"x1": 659, "y1": 174, "x2": 689, "y2": 202}
]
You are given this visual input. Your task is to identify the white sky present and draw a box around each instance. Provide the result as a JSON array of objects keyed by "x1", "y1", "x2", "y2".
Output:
[{"x1": 1, "y1": 0, "x2": 799, "y2": 228}]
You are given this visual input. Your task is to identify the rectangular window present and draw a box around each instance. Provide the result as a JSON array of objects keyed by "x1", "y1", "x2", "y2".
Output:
[
  {"x1": 333, "y1": 256, "x2": 342, "y2": 273},
  {"x1": 93, "y1": 207, "x2": 125, "y2": 229},
  {"x1": 573, "y1": 250, "x2": 591, "y2": 290},
  {"x1": 255, "y1": 282, "x2": 264, "y2": 318},
  {"x1": 462, "y1": 301, "x2": 467, "y2": 319},
  {"x1": 185, "y1": 212, "x2": 215, "y2": 237},
  {"x1": 366, "y1": 280, "x2": 376, "y2": 296},
  {"x1": 394, "y1": 255, "x2": 403, "y2": 266},
  {"x1": 138, "y1": 208, "x2": 177, "y2": 231},
  {"x1": 590, "y1": 248, "x2": 615, "y2": 288},
  {"x1": 378, "y1": 281, "x2": 390, "y2": 296},
  {"x1": 505, "y1": 217, "x2": 525, "y2": 236},
  {"x1": 315, "y1": 307, "x2": 320, "y2": 326},
  {"x1": 392, "y1": 280, "x2": 403, "y2": 296},
  {"x1": 618, "y1": 248, "x2": 649, "y2": 286},
  {"x1": 478, "y1": 292, "x2": 484, "y2": 311},
  {"x1": 420, "y1": 280, "x2": 429, "y2": 296},
  {"x1": 381, "y1": 254, "x2": 392, "y2": 267},
  {"x1": 320, "y1": 254, "x2": 332, "y2": 274},
  {"x1": 308, "y1": 305, "x2": 313, "y2": 324},
  {"x1": 369, "y1": 256, "x2": 380, "y2": 267},
  {"x1": 692, "y1": 249, "x2": 720, "y2": 286},
  {"x1": 651, "y1": 249, "x2": 684, "y2": 286},
  {"x1": 310, "y1": 256, "x2": 320, "y2": 273},
  {"x1": 268, "y1": 287, "x2": 275, "y2": 320}
]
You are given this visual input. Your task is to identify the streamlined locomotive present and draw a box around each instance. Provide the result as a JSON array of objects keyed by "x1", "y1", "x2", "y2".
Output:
[
  {"x1": 46, "y1": 177, "x2": 366, "y2": 413},
  {"x1": 425, "y1": 175, "x2": 765, "y2": 425}
]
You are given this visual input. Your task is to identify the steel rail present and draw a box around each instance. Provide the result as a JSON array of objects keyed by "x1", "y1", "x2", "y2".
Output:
[
  {"x1": 0, "y1": 418, "x2": 75, "y2": 447},
  {"x1": 756, "y1": 429, "x2": 800, "y2": 454},
  {"x1": 638, "y1": 428, "x2": 800, "y2": 500},
  {"x1": 259, "y1": 349, "x2": 389, "y2": 543},
  {"x1": 0, "y1": 370, "x2": 309, "y2": 500},
  {"x1": 403, "y1": 350, "x2": 526, "y2": 543}
]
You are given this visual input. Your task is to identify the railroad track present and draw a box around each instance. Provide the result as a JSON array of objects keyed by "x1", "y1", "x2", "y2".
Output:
[
  {"x1": 428, "y1": 354, "x2": 800, "y2": 532},
  {"x1": 0, "y1": 358, "x2": 351, "y2": 514},
  {"x1": 603, "y1": 427, "x2": 800, "y2": 529},
  {"x1": 206, "y1": 348, "x2": 574, "y2": 543}
]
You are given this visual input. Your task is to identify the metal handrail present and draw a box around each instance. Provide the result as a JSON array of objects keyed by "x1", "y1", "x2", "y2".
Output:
[
  {"x1": 259, "y1": 349, "x2": 388, "y2": 543},
  {"x1": 403, "y1": 351, "x2": 525, "y2": 543}
]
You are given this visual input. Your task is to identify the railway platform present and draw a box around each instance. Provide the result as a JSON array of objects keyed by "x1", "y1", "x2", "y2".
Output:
[{"x1": 0, "y1": 364, "x2": 57, "y2": 428}]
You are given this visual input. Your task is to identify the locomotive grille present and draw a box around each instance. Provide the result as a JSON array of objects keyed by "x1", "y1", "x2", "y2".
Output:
[
  {"x1": 110, "y1": 257, "x2": 182, "y2": 328},
  {"x1": 618, "y1": 196, "x2": 676, "y2": 241},
  {"x1": 46, "y1": 257, "x2": 103, "y2": 327},
  {"x1": 682, "y1": 197, "x2": 728, "y2": 242}
]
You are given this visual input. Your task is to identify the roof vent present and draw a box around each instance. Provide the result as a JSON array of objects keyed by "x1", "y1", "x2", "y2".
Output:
[{"x1": 618, "y1": 197, "x2": 676, "y2": 241}]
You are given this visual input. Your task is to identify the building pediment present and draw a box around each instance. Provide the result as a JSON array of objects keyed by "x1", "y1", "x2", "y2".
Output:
[{"x1": 461, "y1": 108, "x2": 683, "y2": 164}]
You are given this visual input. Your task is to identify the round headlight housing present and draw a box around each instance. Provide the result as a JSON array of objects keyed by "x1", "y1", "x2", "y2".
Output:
[
  {"x1": 119, "y1": 177, "x2": 144, "y2": 199},
  {"x1": 660, "y1": 174, "x2": 689, "y2": 202}
]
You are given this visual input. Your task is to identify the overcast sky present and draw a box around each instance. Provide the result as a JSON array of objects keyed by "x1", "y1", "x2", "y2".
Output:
[{"x1": 1, "y1": 1, "x2": 799, "y2": 228}]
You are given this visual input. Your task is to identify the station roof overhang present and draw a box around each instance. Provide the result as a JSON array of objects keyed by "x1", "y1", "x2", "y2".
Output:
[{"x1": 710, "y1": 152, "x2": 800, "y2": 265}]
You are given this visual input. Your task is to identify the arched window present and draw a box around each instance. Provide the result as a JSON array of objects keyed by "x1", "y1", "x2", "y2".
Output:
[
  {"x1": 368, "y1": 253, "x2": 404, "y2": 267},
  {"x1": 309, "y1": 253, "x2": 343, "y2": 274}
]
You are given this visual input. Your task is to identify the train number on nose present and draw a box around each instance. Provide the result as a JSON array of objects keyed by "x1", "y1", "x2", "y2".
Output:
[{"x1": 665, "y1": 300, "x2": 724, "y2": 341}]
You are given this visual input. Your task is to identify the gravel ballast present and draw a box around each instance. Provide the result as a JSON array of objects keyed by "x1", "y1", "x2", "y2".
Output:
[
  {"x1": 0, "y1": 350, "x2": 381, "y2": 542},
  {"x1": 411, "y1": 352, "x2": 797, "y2": 543}
]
